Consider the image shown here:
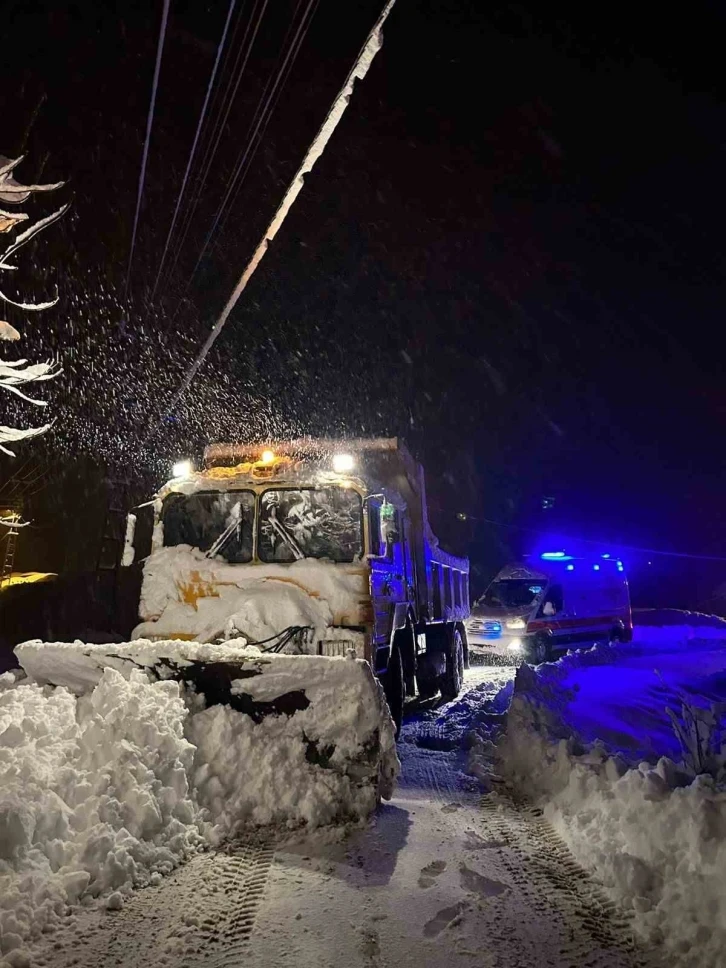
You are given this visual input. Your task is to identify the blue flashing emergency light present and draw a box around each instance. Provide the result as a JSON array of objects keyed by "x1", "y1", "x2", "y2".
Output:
[
  {"x1": 567, "y1": 564, "x2": 575, "y2": 571},
  {"x1": 593, "y1": 564, "x2": 600, "y2": 571},
  {"x1": 601, "y1": 553, "x2": 611, "y2": 559},
  {"x1": 541, "y1": 551, "x2": 566, "y2": 559}
]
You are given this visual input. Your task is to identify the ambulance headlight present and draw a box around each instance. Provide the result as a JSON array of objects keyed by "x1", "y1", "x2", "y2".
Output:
[
  {"x1": 506, "y1": 617, "x2": 526, "y2": 630},
  {"x1": 172, "y1": 460, "x2": 193, "y2": 478},
  {"x1": 507, "y1": 638, "x2": 523, "y2": 652}
]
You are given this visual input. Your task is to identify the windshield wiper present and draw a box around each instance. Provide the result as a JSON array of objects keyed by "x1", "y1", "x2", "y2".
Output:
[
  {"x1": 206, "y1": 507, "x2": 243, "y2": 559},
  {"x1": 268, "y1": 509, "x2": 304, "y2": 560}
]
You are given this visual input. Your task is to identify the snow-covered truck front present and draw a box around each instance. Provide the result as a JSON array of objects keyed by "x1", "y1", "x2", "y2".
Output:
[{"x1": 127, "y1": 437, "x2": 471, "y2": 730}]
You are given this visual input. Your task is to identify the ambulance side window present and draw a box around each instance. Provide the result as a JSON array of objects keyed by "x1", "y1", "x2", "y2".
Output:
[{"x1": 540, "y1": 583, "x2": 563, "y2": 616}]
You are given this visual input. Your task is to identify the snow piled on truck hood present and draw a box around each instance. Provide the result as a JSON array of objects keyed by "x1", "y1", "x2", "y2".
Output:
[
  {"x1": 134, "y1": 546, "x2": 367, "y2": 643},
  {"x1": 2, "y1": 640, "x2": 398, "y2": 964},
  {"x1": 492, "y1": 639, "x2": 726, "y2": 967}
]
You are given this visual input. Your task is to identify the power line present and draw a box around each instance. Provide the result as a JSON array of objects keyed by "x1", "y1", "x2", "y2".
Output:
[
  {"x1": 466, "y1": 514, "x2": 726, "y2": 563},
  {"x1": 150, "y1": 0, "x2": 237, "y2": 302},
  {"x1": 125, "y1": 0, "x2": 172, "y2": 301},
  {"x1": 159, "y1": 0, "x2": 269, "y2": 294},
  {"x1": 189, "y1": 0, "x2": 318, "y2": 282},
  {"x1": 143, "y1": 0, "x2": 397, "y2": 446}
]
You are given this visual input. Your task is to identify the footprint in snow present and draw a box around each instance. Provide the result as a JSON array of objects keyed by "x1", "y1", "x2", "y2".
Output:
[
  {"x1": 441, "y1": 802, "x2": 463, "y2": 813},
  {"x1": 459, "y1": 862, "x2": 508, "y2": 897},
  {"x1": 418, "y1": 859, "x2": 447, "y2": 888},
  {"x1": 464, "y1": 829, "x2": 507, "y2": 851},
  {"x1": 423, "y1": 902, "x2": 467, "y2": 938}
]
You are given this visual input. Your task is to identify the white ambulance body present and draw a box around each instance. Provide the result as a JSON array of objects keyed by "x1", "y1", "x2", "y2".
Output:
[{"x1": 465, "y1": 553, "x2": 632, "y2": 664}]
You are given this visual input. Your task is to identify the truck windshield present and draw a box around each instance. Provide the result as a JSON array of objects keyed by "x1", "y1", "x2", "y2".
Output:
[
  {"x1": 258, "y1": 488, "x2": 362, "y2": 563},
  {"x1": 481, "y1": 579, "x2": 545, "y2": 609},
  {"x1": 162, "y1": 491, "x2": 255, "y2": 563}
]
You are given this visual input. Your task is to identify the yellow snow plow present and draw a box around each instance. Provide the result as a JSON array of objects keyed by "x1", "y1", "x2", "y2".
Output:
[{"x1": 14, "y1": 638, "x2": 399, "y2": 828}]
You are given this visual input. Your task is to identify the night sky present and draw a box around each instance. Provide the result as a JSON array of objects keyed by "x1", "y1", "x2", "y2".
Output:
[{"x1": 2, "y1": 0, "x2": 726, "y2": 607}]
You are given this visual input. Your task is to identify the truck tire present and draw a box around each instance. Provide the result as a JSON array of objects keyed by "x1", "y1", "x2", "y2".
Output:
[
  {"x1": 416, "y1": 673, "x2": 438, "y2": 700},
  {"x1": 381, "y1": 646, "x2": 404, "y2": 738},
  {"x1": 440, "y1": 626, "x2": 464, "y2": 701},
  {"x1": 609, "y1": 624, "x2": 626, "y2": 645},
  {"x1": 531, "y1": 634, "x2": 550, "y2": 664}
]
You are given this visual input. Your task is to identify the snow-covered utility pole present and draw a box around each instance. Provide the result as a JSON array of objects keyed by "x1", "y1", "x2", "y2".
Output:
[
  {"x1": 160, "y1": 0, "x2": 397, "y2": 425},
  {"x1": 0, "y1": 154, "x2": 68, "y2": 527}
]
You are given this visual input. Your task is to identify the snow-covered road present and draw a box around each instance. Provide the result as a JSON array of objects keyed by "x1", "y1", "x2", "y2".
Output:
[{"x1": 29, "y1": 663, "x2": 654, "y2": 968}]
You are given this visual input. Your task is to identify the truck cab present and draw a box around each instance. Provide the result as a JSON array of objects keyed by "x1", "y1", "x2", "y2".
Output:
[{"x1": 126, "y1": 438, "x2": 470, "y2": 731}]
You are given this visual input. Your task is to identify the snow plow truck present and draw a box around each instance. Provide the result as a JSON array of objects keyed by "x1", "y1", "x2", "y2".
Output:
[
  {"x1": 125, "y1": 436, "x2": 471, "y2": 731},
  {"x1": 15, "y1": 439, "x2": 469, "y2": 825}
]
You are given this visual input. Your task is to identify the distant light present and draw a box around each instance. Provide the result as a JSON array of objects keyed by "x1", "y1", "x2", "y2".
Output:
[
  {"x1": 333, "y1": 453, "x2": 355, "y2": 473},
  {"x1": 567, "y1": 564, "x2": 575, "y2": 571},
  {"x1": 648, "y1": 561, "x2": 652, "y2": 566},
  {"x1": 260, "y1": 450, "x2": 275, "y2": 465},
  {"x1": 601, "y1": 554, "x2": 611, "y2": 559},
  {"x1": 593, "y1": 564, "x2": 600, "y2": 571},
  {"x1": 541, "y1": 551, "x2": 566, "y2": 559},
  {"x1": 507, "y1": 638, "x2": 523, "y2": 652},
  {"x1": 172, "y1": 460, "x2": 193, "y2": 478},
  {"x1": 617, "y1": 563, "x2": 624, "y2": 572}
]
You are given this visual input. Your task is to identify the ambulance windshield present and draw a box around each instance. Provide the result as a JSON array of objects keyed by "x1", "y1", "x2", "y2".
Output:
[{"x1": 481, "y1": 579, "x2": 545, "y2": 609}]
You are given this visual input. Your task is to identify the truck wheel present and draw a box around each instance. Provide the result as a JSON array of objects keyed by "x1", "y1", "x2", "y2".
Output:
[
  {"x1": 416, "y1": 674, "x2": 438, "y2": 700},
  {"x1": 531, "y1": 635, "x2": 550, "y2": 664},
  {"x1": 440, "y1": 627, "x2": 464, "y2": 701},
  {"x1": 381, "y1": 646, "x2": 404, "y2": 738}
]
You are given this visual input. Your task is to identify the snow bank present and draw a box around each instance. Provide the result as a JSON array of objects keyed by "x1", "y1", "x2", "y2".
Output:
[
  {"x1": 3, "y1": 639, "x2": 398, "y2": 963},
  {"x1": 633, "y1": 608, "x2": 726, "y2": 645},
  {"x1": 495, "y1": 648, "x2": 726, "y2": 967},
  {"x1": 0, "y1": 667, "x2": 204, "y2": 963}
]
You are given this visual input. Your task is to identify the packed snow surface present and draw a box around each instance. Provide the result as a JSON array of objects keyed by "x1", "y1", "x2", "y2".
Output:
[
  {"x1": 493, "y1": 622, "x2": 726, "y2": 968},
  {"x1": 2, "y1": 639, "x2": 398, "y2": 965}
]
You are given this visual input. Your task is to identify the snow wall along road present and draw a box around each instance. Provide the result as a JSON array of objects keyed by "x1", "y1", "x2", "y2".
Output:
[{"x1": 14, "y1": 640, "x2": 400, "y2": 834}]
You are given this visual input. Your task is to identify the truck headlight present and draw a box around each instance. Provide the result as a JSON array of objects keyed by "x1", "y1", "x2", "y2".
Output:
[
  {"x1": 506, "y1": 617, "x2": 526, "y2": 630},
  {"x1": 333, "y1": 453, "x2": 354, "y2": 473},
  {"x1": 172, "y1": 459, "x2": 193, "y2": 478}
]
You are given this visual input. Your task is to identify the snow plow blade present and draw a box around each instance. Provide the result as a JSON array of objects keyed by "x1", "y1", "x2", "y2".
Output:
[{"x1": 14, "y1": 639, "x2": 400, "y2": 828}]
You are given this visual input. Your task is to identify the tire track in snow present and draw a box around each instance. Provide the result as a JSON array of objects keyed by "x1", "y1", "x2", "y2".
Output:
[
  {"x1": 34, "y1": 836, "x2": 275, "y2": 968},
  {"x1": 398, "y1": 743, "x2": 655, "y2": 966},
  {"x1": 476, "y1": 790, "x2": 657, "y2": 968}
]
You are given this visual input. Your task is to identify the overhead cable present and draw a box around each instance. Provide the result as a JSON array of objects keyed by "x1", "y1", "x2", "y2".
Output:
[
  {"x1": 125, "y1": 0, "x2": 172, "y2": 300},
  {"x1": 189, "y1": 0, "x2": 318, "y2": 282},
  {"x1": 150, "y1": 0, "x2": 238, "y2": 301},
  {"x1": 159, "y1": 0, "x2": 269, "y2": 291}
]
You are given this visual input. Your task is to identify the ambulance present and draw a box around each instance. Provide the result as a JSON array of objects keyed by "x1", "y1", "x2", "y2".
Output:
[{"x1": 465, "y1": 552, "x2": 632, "y2": 664}]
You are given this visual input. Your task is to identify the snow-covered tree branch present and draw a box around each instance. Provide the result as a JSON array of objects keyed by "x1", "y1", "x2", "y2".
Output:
[{"x1": 0, "y1": 153, "x2": 67, "y2": 527}]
